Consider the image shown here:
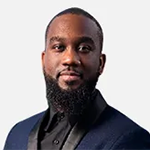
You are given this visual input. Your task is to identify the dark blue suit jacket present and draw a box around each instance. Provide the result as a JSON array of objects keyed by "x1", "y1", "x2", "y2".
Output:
[{"x1": 4, "y1": 91, "x2": 150, "y2": 150}]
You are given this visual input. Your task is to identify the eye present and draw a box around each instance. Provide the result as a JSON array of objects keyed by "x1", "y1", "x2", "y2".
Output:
[
  {"x1": 78, "y1": 45, "x2": 92, "y2": 53},
  {"x1": 52, "y1": 44, "x2": 65, "y2": 52}
]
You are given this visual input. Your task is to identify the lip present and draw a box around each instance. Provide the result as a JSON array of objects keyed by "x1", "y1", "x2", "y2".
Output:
[
  {"x1": 59, "y1": 71, "x2": 81, "y2": 81},
  {"x1": 60, "y1": 71, "x2": 81, "y2": 76}
]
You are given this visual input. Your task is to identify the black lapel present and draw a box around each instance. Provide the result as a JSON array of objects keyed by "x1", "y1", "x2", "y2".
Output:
[
  {"x1": 62, "y1": 90, "x2": 107, "y2": 150},
  {"x1": 27, "y1": 109, "x2": 49, "y2": 150}
]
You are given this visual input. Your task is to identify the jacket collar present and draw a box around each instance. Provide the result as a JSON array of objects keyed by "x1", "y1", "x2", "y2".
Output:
[
  {"x1": 62, "y1": 90, "x2": 107, "y2": 150},
  {"x1": 27, "y1": 109, "x2": 49, "y2": 150}
]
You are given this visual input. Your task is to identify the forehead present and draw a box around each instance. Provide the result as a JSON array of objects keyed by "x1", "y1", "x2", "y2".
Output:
[{"x1": 47, "y1": 14, "x2": 99, "y2": 41}]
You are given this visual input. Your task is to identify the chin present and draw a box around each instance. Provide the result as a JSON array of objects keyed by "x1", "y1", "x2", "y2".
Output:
[
  {"x1": 58, "y1": 81, "x2": 82, "y2": 91},
  {"x1": 44, "y1": 70, "x2": 98, "y2": 115}
]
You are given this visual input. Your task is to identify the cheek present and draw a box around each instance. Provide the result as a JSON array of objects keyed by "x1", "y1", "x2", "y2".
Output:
[
  {"x1": 82, "y1": 54, "x2": 100, "y2": 70},
  {"x1": 44, "y1": 55, "x2": 59, "y2": 77},
  {"x1": 82, "y1": 57, "x2": 100, "y2": 77}
]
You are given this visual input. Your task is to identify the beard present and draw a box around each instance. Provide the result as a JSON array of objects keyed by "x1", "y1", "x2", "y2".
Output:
[{"x1": 44, "y1": 70, "x2": 99, "y2": 116}]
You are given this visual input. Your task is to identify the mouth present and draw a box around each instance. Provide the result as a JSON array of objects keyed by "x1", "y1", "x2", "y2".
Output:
[{"x1": 59, "y1": 71, "x2": 82, "y2": 82}]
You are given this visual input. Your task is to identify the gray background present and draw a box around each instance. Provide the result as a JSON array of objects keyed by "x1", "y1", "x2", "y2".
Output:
[{"x1": 1, "y1": 0, "x2": 150, "y2": 149}]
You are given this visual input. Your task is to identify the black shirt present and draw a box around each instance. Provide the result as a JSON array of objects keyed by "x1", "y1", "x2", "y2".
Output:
[
  {"x1": 38, "y1": 107, "x2": 81, "y2": 150},
  {"x1": 40, "y1": 113, "x2": 70, "y2": 149},
  {"x1": 37, "y1": 90, "x2": 106, "y2": 150}
]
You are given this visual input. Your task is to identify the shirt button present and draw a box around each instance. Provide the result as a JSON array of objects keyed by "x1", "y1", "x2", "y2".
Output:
[
  {"x1": 60, "y1": 114, "x2": 64, "y2": 119},
  {"x1": 53, "y1": 139, "x2": 59, "y2": 145}
]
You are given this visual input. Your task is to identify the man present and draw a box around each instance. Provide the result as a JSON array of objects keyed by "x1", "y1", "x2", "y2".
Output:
[{"x1": 4, "y1": 7, "x2": 150, "y2": 150}]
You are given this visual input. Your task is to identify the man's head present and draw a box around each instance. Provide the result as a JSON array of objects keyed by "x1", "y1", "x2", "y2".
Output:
[{"x1": 42, "y1": 7, "x2": 106, "y2": 114}]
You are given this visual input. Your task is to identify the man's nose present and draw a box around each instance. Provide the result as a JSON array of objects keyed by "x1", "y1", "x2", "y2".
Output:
[{"x1": 62, "y1": 48, "x2": 81, "y2": 66}]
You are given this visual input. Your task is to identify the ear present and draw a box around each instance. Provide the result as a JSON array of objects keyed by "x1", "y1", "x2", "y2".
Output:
[
  {"x1": 41, "y1": 51, "x2": 46, "y2": 69},
  {"x1": 99, "y1": 54, "x2": 106, "y2": 75}
]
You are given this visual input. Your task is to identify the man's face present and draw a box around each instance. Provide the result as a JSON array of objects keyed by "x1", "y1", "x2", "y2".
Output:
[{"x1": 42, "y1": 14, "x2": 105, "y2": 91}]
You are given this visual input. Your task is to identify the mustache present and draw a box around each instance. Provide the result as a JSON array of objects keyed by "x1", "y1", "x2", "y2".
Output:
[{"x1": 56, "y1": 67, "x2": 83, "y2": 79}]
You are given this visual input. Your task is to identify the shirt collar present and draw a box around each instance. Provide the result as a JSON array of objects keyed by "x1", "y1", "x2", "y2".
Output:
[
  {"x1": 44, "y1": 89, "x2": 101, "y2": 132},
  {"x1": 44, "y1": 106, "x2": 57, "y2": 132}
]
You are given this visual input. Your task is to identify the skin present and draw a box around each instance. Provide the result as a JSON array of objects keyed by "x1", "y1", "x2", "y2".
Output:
[{"x1": 42, "y1": 14, "x2": 106, "y2": 90}]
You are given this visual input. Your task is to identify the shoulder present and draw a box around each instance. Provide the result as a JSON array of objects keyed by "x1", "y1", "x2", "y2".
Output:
[
  {"x1": 3, "y1": 110, "x2": 46, "y2": 150},
  {"x1": 79, "y1": 105, "x2": 150, "y2": 149},
  {"x1": 104, "y1": 106, "x2": 150, "y2": 148},
  {"x1": 96, "y1": 105, "x2": 150, "y2": 139},
  {"x1": 10, "y1": 110, "x2": 46, "y2": 132},
  {"x1": 109, "y1": 106, "x2": 150, "y2": 149},
  {"x1": 110, "y1": 126, "x2": 150, "y2": 149}
]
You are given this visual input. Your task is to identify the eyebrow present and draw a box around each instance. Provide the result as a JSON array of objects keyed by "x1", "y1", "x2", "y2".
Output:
[
  {"x1": 76, "y1": 36, "x2": 94, "y2": 45},
  {"x1": 49, "y1": 36, "x2": 95, "y2": 45},
  {"x1": 49, "y1": 36, "x2": 66, "y2": 43}
]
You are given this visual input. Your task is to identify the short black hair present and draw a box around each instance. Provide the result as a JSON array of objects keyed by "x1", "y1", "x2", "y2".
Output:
[{"x1": 45, "y1": 7, "x2": 103, "y2": 51}]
